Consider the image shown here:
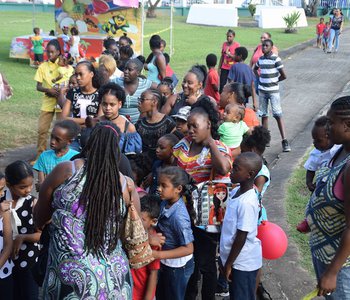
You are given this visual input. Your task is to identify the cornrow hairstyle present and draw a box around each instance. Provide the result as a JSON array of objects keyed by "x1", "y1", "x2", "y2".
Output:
[
  {"x1": 146, "y1": 88, "x2": 166, "y2": 110},
  {"x1": 189, "y1": 64, "x2": 207, "y2": 86},
  {"x1": 76, "y1": 60, "x2": 100, "y2": 89},
  {"x1": 191, "y1": 95, "x2": 220, "y2": 140},
  {"x1": 78, "y1": 121, "x2": 123, "y2": 256},
  {"x1": 161, "y1": 133, "x2": 180, "y2": 148},
  {"x1": 99, "y1": 82, "x2": 126, "y2": 106},
  {"x1": 47, "y1": 38, "x2": 61, "y2": 53},
  {"x1": 119, "y1": 45, "x2": 134, "y2": 59},
  {"x1": 330, "y1": 96, "x2": 350, "y2": 118},
  {"x1": 54, "y1": 119, "x2": 81, "y2": 140},
  {"x1": 241, "y1": 126, "x2": 271, "y2": 155},
  {"x1": 5, "y1": 160, "x2": 34, "y2": 186},
  {"x1": 159, "y1": 166, "x2": 197, "y2": 221},
  {"x1": 314, "y1": 116, "x2": 328, "y2": 127},
  {"x1": 140, "y1": 195, "x2": 161, "y2": 219}
]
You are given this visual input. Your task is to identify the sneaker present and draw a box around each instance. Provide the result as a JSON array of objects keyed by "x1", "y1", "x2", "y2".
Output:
[
  {"x1": 215, "y1": 285, "x2": 229, "y2": 297},
  {"x1": 296, "y1": 219, "x2": 310, "y2": 233},
  {"x1": 282, "y1": 139, "x2": 291, "y2": 152}
]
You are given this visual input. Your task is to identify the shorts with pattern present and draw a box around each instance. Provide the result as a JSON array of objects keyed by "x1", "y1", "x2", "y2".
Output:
[{"x1": 258, "y1": 91, "x2": 283, "y2": 117}]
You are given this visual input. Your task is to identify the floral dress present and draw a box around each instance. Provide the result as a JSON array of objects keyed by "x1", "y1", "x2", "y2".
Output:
[{"x1": 43, "y1": 164, "x2": 132, "y2": 299}]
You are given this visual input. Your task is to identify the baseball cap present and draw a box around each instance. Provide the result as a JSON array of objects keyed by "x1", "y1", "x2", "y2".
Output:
[{"x1": 172, "y1": 106, "x2": 191, "y2": 121}]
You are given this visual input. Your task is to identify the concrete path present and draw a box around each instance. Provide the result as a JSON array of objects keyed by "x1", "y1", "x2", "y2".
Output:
[{"x1": 1, "y1": 29, "x2": 350, "y2": 300}]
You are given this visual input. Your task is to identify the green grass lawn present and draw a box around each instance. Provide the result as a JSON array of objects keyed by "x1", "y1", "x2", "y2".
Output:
[
  {"x1": 0, "y1": 11, "x2": 319, "y2": 150},
  {"x1": 285, "y1": 151, "x2": 314, "y2": 275}
]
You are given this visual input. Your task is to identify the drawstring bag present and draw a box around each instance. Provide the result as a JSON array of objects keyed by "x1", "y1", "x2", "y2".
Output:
[{"x1": 122, "y1": 180, "x2": 154, "y2": 269}]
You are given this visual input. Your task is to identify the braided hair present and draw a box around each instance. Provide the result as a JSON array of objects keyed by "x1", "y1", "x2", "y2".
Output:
[
  {"x1": 79, "y1": 122, "x2": 123, "y2": 256},
  {"x1": 330, "y1": 96, "x2": 350, "y2": 118},
  {"x1": 146, "y1": 88, "x2": 166, "y2": 110}
]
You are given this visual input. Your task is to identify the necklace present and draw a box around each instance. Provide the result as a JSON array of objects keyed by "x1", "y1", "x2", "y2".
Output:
[{"x1": 109, "y1": 114, "x2": 119, "y2": 121}]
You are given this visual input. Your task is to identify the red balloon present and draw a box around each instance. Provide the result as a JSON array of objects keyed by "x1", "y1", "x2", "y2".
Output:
[{"x1": 257, "y1": 221, "x2": 288, "y2": 260}]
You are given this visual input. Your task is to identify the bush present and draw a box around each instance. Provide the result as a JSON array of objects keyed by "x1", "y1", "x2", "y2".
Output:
[
  {"x1": 283, "y1": 11, "x2": 301, "y2": 33},
  {"x1": 248, "y1": 2, "x2": 257, "y2": 16}
]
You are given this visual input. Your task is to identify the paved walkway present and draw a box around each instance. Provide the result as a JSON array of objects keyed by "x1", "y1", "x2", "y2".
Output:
[{"x1": 1, "y1": 29, "x2": 350, "y2": 300}]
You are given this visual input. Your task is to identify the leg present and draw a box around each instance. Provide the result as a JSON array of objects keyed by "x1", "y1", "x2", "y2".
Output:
[
  {"x1": 334, "y1": 29, "x2": 340, "y2": 51},
  {"x1": 258, "y1": 92, "x2": 269, "y2": 130},
  {"x1": 270, "y1": 93, "x2": 285, "y2": 140},
  {"x1": 229, "y1": 268, "x2": 258, "y2": 300},
  {"x1": 37, "y1": 111, "x2": 55, "y2": 158},
  {"x1": 219, "y1": 69, "x2": 229, "y2": 93},
  {"x1": 274, "y1": 116, "x2": 286, "y2": 140},
  {"x1": 328, "y1": 29, "x2": 335, "y2": 52}
]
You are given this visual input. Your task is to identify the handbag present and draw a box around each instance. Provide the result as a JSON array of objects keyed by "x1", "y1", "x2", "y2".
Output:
[
  {"x1": 192, "y1": 170, "x2": 234, "y2": 233},
  {"x1": 122, "y1": 179, "x2": 154, "y2": 269}
]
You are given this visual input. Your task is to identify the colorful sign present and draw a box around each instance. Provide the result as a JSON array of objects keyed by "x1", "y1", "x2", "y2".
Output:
[{"x1": 55, "y1": 0, "x2": 142, "y2": 54}]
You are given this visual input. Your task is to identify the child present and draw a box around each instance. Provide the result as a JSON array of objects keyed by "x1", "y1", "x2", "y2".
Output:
[
  {"x1": 131, "y1": 195, "x2": 161, "y2": 300},
  {"x1": 149, "y1": 134, "x2": 179, "y2": 194},
  {"x1": 218, "y1": 103, "x2": 250, "y2": 158},
  {"x1": 220, "y1": 152, "x2": 262, "y2": 300},
  {"x1": 204, "y1": 53, "x2": 220, "y2": 104},
  {"x1": 118, "y1": 33, "x2": 133, "y2": 47},
  {"x1": 254, "y1": 39, "x2": 291, "y2": 153},
  {"x1": 322, "y1": 22, "x2": 331, "y2": 51},
  {"x1": 69, "y1": 74, "x2": 78, "y2": 89},
  {"x1": 129, "y1": 153, "x2": 153, "y2": 198},
  {"x1": 218, "y1": 29, "x2": 240, "y2": 92},
  {"x1": 158, "y1": 77, "x2": 174, "y2": 102},
  {"x1": 160, "y1": 39, "x2": 166, "y2": 52},
  {"x1": 227, "y1": 47, "x2": 258, "y2": 110},
  {"x1": 118, "y1": 45, "x2": 134, "y2": 72},
  {"x1": 52, "y1": 54, "x2": 74, "y2": 87},
  {"x1": 69, "y1": 27, "x2": 80, "y2": 63},
  {"x1": 60, "y1": 26, "x2": 70, "y2": 53},
  {"x1": 172, "y1": 106, "x2": 191, "y2": 136},
  {"x1": 163, "y1": 53, "x2": 178, "y2": 88},
  {"x1": 153, "y1": 166, "x2": 195, "y2": 300},
  {"x1": 31, "y1": 27, "x2": 44, "y2": 66},
  {"x1": 0, "y1": 172, "x2": 14, "y2": 300},
  {"x1": 1, "y1": 161, "x2": 40, "y2": 300},
  {"x1": 316, "y1": 18, "x2": 326, "y2": 48},
  {"x1": 33, "y1": 120, "x2": 80, "y2": 190}
]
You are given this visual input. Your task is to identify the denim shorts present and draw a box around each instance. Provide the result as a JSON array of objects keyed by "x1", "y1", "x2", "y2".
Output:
[
  {"x1": 312, "y1": 254, "x2": 350, "y2": 299},
  {"x1": 258, "y1": 91, "x2": 283, "y2": 118}
]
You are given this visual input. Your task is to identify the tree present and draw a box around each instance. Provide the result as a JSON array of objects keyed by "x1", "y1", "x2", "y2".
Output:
[{"x1": 147, "y1": 0, "x2": 162, "y2": 18}]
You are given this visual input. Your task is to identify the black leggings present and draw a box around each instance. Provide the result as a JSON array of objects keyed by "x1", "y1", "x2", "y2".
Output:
[
  {"x1": 219, "y1": 69, "x2": 230, "y2": 93},
  {"x1": 0, "y1": 275, "x2": 13, "y2": 300}
]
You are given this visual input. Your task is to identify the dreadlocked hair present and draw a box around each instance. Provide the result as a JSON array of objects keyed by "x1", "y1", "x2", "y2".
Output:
[
  {"x1": 330, "y1": 96, "x2": 350, "y2": 118},
  {"x1": 159, "y1": 166, "x2": 197, "y2": 222},
  {"x1": 191, "y1": 95, "x2": 220, "y2": 140},
  {"x1": 79, "y1": 121, "x2": 123, "y2": 256}
]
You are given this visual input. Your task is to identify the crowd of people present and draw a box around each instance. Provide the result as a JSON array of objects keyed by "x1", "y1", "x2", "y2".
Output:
[{"x1": 0, "y1": 21, "x2": 349, "y2": 300}]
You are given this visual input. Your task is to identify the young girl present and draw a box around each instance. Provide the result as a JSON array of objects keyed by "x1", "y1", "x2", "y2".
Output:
[
  {"x1": 0, "y1": 172, "x2": 14, "y2": 300},
  {"x1": 218, "y1": 103, "x2": 250, "y2": 158},
  {"x1": 1, "y1": 161, "x2": 41, "y2": 300},
  {"x1": 99, "y1": 82, "x2": 142, "y2": 155},
  {"x1": 218, "y1": 29, "x2": 240, "y2": 92},
  {"x1": 136, "y1": 88, "x2": 176, "y2": 159},
  {"x1": 157, "y1": 77, "x2": 174, "y2": 104},
  {"x1": 52, "y1": 53, "x2": 74, "y2": 87},
  {"x1": 118, "y1": 45, "x2": 134, "y2": 72},
  {"x1": 69, "y1": 27, "x2": 80, "y2": 63},
  {"x1": 153, "y1": 166, "x2": 195, "y2": 300},
  {"x1": 149, "y1": 133, "x2": 179, "y2": 194}
]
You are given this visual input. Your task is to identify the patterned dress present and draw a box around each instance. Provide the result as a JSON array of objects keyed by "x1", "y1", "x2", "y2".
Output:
[{"x1": 43, "y1": 165, "x2": 132, "y2": 300}]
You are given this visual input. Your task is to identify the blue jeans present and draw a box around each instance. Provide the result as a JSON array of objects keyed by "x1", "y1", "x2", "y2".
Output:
[
  {"x1": 228, "y1": 268, "x2": 258, "y2": 300},
  {"x1": 312, "y1": 254, "x2": 350, "y2": 299},
  {"x1": 258, "y1": 91, "x2": 282, "y2": 118},
  {"x1": 157, "y1": 257, "x2": 194, "y2": 300},
  {"x1": 328, "y1": 29, "x2": 340, "y2": 51}
]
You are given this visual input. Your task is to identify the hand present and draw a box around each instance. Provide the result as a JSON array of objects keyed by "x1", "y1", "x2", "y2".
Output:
[
  {"x1": 307, "y1": 183, "x2": 316, "y2": 192},
  {"x1": 46, "y1": 87, "x2": 60, "y2": 97},
  {"x1": 187, "y1": 93, "x2": 200, "y2": 106},
  {"x1": 0, "y1": 200, "x2": 12, "y2": 213},
  {"x1": 224, "y1": 263, "x2": 233, "y2": 282},
  {"x1": 12, "y1": 235, "x2": 24, "y2": 259},
  {"x1": 149, "y1": 232, "x2": 165, "y2": 248},
  {"x1": 202, "y1": 136, "x2": 215, "y2": 148},
  {"x1": 253, "y1": 102, "x2": 258, "y2": 112},
  {"x1": 218, "y1": 258, "x2": 224, "y2": 276},
  {"x1": 318, "y1": 270, "x2": 337, "y2": 296}
]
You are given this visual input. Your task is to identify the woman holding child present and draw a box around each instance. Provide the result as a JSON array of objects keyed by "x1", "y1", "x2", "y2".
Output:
[{"x1": 173, "y1": 96, "x2": 232, "y2": 300}]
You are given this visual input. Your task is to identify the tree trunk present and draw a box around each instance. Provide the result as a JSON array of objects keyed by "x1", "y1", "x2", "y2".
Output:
[
  {"x1": 310, "y1": 0, "x2": 320, "y2": 17},
  {"x1": 146, "y1": 0, "x2": 162, "y2": 18}
]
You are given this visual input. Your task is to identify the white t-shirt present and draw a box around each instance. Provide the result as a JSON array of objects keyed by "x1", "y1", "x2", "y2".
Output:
[
  {"x1": 220, "y1": 187, "x2": 262, "y2": 272},
  {"x1": 304, "y1": 144, "x2": 341, "y2": 172}
]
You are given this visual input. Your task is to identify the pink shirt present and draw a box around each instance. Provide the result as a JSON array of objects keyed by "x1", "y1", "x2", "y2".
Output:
[
  {"x1": 250, "y1": 44, "x2": 279, "y2": 67},
  {"x1": 220, "y1": 41, "x2": 240, "y2": 70}
]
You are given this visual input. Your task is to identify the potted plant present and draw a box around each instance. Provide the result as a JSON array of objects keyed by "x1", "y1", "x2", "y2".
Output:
[{"x1": 283, "y1": 11, "x2": 301, "y2": 33}]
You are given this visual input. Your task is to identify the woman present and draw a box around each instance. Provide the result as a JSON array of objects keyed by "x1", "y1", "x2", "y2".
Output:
[
  {"x1": 34, "y1": 122, "x2": 138, "y2": 299},
  {"x1": 327, "y1": 8, "x2": 344, "y2": 53},
  {"x1": 99, "y1": 82, "x2": 142, "y2": 155},
  {"x1": 220, "y1": 82, "x2": 260, "y2": 129},
  {"x1": 98, "y1": 54, "x2": 118, "y2": 86},
  {"x1": 249, "y1": 32, "x2": 278, "y2": 68},
  {"x1": 112, "y1": 58, "x2": 156, "y2": 124},
  {"x1": 306, "y1": 96, "x2": 350, "y2": 298},
  {"x1": 136, "y1": 88, "x2": 176, "y2": 159},
  {"x1": 144, "y1": 35, "x2": 166, "y2": 85},
  {"x1": 173, "y1": 96, "x2": 232, "y2": 300},
  {"x1": 161, "y1": 65, "x2": 208, "y2": 116}
]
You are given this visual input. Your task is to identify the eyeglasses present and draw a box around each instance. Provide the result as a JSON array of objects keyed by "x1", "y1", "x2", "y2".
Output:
[{"x1": 138, "y1": 97, "x2": 153, "y2": 103}]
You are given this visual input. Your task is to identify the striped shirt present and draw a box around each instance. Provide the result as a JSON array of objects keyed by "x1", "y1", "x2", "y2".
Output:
[{"x1": 255, "y1": 53, "x2": 283, "y2": 93}]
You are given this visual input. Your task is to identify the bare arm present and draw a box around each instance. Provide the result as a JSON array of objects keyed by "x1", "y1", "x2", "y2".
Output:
[
  {"x1": 254, "y1": 175, "x2": 268, "y2": 194},
  {"x1": 37, "y1": 82, "x2": 59, "y2": 98},
  {"x1": 144, "y1": 269, "x2": 158, "y2": 300},
  {"x1": 153, "y1": 242, "x2": 193, "y2": 260},
  {"x1": 155, "y1": 54, "x2": 167, "y2": 80},
  {"x1": 251, "y1": 80, "x2": 258, "y2": 112},
  {"x1": 0, "y1": 212, "x2": 13, "y2": 269},
  {"x1": 207, "y1": 138, "x2": 232, "y2": 176},
  {"x1": 318, "y1": 162, "x2": 350, "y2": 296},
  {"x1": 278, "y1": 68, "x2": 287, "y2": 82},
  {"x1": 305, "y1": 170, "x2": 316, "y2": 192},
  {"x1": 61, "y1": 98, "x2": 86, "y2": 125},
  {"x1": 160, "y1": 93, "x2": 177, "y2": 115}
]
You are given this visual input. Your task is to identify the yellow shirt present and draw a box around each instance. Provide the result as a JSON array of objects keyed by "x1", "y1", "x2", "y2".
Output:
[
  {"x1": 56, "y1": 65, "x2": 74, "y2": 85},
  {"x1": 34, "y1": 59, "x2": 61, "y2": 112}
]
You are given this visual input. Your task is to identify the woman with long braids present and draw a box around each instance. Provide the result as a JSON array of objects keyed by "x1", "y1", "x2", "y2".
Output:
[{"x1": 34, "y1": 122, "x2": 138, "y2": 299}]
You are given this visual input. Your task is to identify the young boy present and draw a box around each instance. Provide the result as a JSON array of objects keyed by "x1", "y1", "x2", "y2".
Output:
[
  {"x1": 204, "y1": 53, "x2": 220, "y2": 104},
  {"x1": 316, "y1": 18, "x2": 326, "y2": 48},
  {"x1": 322, "y1": 22, "x2": 331, "y2": 52},
  {"x1": 220, "y1": 152, "x2": 263, "y2": 300},
  {"x1": 33, "y1": 120, "x2": 80, "y2": 190},
  {"x1": 227, "y1": 47, "x2": 258, "y2": 111},
  {"x1": 31, "y1": 27, "x2": 44, "y2": 66},
  {"x1": 131, "y1": 195, "x2": 161, "y2": 300},
  {"x1": 254, "y1": 39, "x2": 291, "y2": 152}
]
